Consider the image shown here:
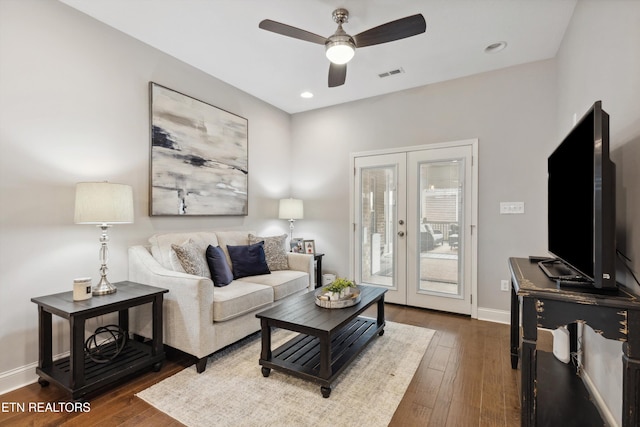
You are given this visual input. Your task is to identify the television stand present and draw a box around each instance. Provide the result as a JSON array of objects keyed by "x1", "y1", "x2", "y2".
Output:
[{"x1": 509, "y1": 257, "x2": 640, "y2": 427}]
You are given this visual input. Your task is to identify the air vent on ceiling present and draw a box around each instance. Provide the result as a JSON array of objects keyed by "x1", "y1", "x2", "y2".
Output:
[{"x1": 378, "y1": 67, "x2": 405, "y2": 78}]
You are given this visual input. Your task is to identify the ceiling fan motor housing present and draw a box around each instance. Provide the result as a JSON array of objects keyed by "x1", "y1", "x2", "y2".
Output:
[{"x1": 332, "y1": 8, "x2": 349, "y2": 24}]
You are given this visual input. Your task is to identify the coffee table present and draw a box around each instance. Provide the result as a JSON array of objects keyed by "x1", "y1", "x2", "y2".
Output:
[{"x1": 256, "y1": 284, "x2": 386, "y2": 397}]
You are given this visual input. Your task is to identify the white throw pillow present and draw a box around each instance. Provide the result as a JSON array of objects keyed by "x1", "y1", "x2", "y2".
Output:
[{"x1": 171, "y1": 239, "x2": 211, "y2": 278}]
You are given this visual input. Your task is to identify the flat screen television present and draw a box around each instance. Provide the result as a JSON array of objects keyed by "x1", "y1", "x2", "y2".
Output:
[{"x1": 541, "y1": 100, "x2": 617, "y2": 289}]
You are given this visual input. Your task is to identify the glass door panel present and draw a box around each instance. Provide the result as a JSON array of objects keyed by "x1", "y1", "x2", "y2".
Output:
[
  {"x1": 354, "y1": 153, "x2": 406, "y2": 304},
  {"x1": 360, "y1": 166, "x2": 396, "y2": 286},
  {"x1": 418, "y1": 160, "x2": 463, "y2": 297}
]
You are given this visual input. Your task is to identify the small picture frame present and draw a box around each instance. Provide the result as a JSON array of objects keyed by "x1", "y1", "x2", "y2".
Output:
[
  {"x1": 303, "y1": 240, "x2": 316, "y2": 255},
  {"x1": 290, "y1": 238, "x2": 304, "y2": 253}
]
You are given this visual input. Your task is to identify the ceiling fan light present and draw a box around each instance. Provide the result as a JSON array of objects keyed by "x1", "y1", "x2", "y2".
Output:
[{"x1": 325, "y1": 39, "x2": 355, "y2": 64}]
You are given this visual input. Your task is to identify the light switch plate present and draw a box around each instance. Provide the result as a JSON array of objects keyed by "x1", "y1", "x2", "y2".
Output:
[{"x1": 500, "y1": 202, "x2": 525, "y2": 214}]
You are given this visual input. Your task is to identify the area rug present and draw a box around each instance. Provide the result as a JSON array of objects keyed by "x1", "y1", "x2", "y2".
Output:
[{"x1": 136, "y1": 321, "x2": 434, "y2": 427}]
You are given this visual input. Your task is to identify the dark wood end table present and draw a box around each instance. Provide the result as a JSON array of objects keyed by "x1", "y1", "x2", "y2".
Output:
[
  {"x1": 31, "y1": 281, "x2": 168, "y2": 400},
  {"x1": 509, "y1": 257, "x2": 640, "y2": 427},
  {"x1": 256, "y1": 284, "x2": 386, "y2": 397},
  {"x1": 314, "y1": 253, "x2": 324, "y2": 288}
]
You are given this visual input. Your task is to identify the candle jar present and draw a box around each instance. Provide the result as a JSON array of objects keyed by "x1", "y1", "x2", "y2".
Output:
[{"x1": 73, "y1": 277, "x2": 93, "y2": 301}]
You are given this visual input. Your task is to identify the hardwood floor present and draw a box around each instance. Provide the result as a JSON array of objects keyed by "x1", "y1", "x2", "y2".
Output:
[
  {"x1": 380, "y1": 304, "x2": 523, "y2": 427},
  {"x1": 0, "y1": 305, "x2": 529, "y2": 426}
]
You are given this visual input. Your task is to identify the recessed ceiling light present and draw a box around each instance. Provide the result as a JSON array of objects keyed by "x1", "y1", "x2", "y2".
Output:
[
  {"x1": 484, "y1": 41, "x2": 507, "y2": 54},
  {"x1": 300, "y1": 91, "x2": 314, "y2": 99}
]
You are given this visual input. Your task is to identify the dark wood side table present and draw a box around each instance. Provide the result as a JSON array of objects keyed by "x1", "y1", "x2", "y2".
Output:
[
  {"x1": 31, "y1": 281, "x2": 168, "y2": 400},
  {"x1": 314, "y1": 253, "x2": 324, "y2": 288},
  {"x1": 509, "y1": 257, "x2": 640, "y2": 427}
]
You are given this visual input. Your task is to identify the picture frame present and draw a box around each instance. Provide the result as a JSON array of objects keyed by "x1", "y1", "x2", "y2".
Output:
[
  {"x1": 303, "y1": 240, "x2": 316, "y2": 255},
  {"x1": 149, "y1": 82, "x2": 248, "y2": 216},
  {"x1": 290, "y1": 238, "x2": 304, "y2": 253}
]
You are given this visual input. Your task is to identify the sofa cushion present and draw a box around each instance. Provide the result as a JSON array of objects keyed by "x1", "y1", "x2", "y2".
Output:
[
  {"x1": 244, "y1": 270, "x2": 309, "y2": 301},
  {"x1": 212, "y1": 281, "x2": 273, "y2": 322},
  {"x1": 227, "y1": 242, "x2": 270, "y2": 279},
  {"x1": 249, "y1": 233, "x2": 289, "y2": 271},
  {"x1": 149, "y1": 232, "x2": 219, "y2": 272},
  {"x1": 171, "y1": 239, "x2": 210, "y2": 278},
  {"x1": 206, "y1": 245, "x2": 233, "y2": 286}
]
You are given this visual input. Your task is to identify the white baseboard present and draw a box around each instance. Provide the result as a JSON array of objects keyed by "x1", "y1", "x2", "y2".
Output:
[
  {"x1": 0, "y1": 362, "x2": 39, "y2": 396},
  {"x1": 582, "y1": 368, "x2": 618, "y2": 427},
  {"x1": 477, "y1": 307, "x2": 510, "y2": 324},
  {"x1": 0, "y1": 351, "x2": 70, "y2": 396}
]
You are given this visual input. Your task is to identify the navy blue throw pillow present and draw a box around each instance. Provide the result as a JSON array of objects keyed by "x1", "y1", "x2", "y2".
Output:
[
  {"x1": 205, "y1": 245, "x2": 234, "y2": 287},
  {"x1": 226, "y1": 241, "x2": 271, "y2": 279}
]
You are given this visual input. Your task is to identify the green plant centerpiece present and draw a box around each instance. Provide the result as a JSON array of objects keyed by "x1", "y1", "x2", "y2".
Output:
[
  {"x1": 315, "y1": 277, "x2": 361, "y2": 308},
  {"x1": 323, "y1": 277, "x2": 355, "y2": 294}
]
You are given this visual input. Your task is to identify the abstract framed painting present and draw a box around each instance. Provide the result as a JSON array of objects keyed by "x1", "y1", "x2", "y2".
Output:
[{"x1": 149, "y1": 82, "x2": 248, "y2": 216}]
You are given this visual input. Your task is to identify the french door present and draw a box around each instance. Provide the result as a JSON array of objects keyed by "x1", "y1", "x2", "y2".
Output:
[{"x1": 352, "y1": 141, "x2": 477, "y2": 316}]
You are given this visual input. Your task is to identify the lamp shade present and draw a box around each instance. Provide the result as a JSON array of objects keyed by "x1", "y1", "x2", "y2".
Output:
[
  {"x1": 278, "y1": 198, "x2": 304, "y2": 220},
  {"x1": 74, "y1": 182, "x2": 134, "y2": 224}
]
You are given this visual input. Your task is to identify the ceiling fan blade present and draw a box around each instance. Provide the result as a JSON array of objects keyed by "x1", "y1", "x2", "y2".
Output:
[
  {"x1": 328, "y1": 63, "x2": 347, "y2": 87},
  {"x1": 353, "y1": 14, "x2": 426, "y2": 48},
  {"x1": 259, "y1": 19, "x2": 327, "y2": 45}
]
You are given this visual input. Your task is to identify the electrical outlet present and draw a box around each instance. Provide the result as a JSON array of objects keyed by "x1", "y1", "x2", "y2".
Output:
[{"x1": 501, "y1": 280, "x2": 510, "y2": 292}]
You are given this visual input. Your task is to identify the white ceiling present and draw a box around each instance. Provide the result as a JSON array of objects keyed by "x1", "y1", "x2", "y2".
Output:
[{"x1": 59, "y1": 0, "x2": 577, "y2": 114}]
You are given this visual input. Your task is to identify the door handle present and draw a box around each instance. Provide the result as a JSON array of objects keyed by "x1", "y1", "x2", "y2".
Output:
[{"x1": 398, "y1": 231, "x2": 405, "y2": 237}]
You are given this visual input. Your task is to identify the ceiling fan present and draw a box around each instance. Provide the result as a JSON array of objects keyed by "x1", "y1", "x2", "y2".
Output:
[{"x1": 259, "y1": 8, "x2": 426, "y2": 87}]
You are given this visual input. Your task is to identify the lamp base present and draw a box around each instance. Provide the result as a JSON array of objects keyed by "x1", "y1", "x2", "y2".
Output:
[
  {"x1": 92, "y1": 278, "x2": 117, "y2": 295},
  {"x1": 94, "y1": 229, "x2": 116, "y2": 295}
]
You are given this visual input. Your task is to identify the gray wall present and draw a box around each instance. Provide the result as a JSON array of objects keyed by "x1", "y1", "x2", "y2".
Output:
[
  {"x1": 290, "y1": 58, "x2": 556, "y2": 312},
  {"x1": 290, "y1": 1, "x2": 639, "y2": 424},
  {"x1": 1, "y1": 1, "x2": 638, "y2": 422},
  {"x1": 554, "y1": 2, "x2": 640, "y2": 425},
  {"x1": 0, "y1": 0, "x2": 292, "y2": 391}
]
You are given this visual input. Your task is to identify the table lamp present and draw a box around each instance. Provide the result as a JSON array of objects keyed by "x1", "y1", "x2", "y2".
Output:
[
  {"x1": 74, "y1": 182, "x2": 134, "y2": 295},
  {"x1": 278, "y1": 198, "x2": 303, "y2": 243}
]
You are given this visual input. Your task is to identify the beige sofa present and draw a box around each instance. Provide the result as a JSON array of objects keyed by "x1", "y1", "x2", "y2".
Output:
[{"x1": 128, "y1": 230, "x2": 314, "y2": 372}]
